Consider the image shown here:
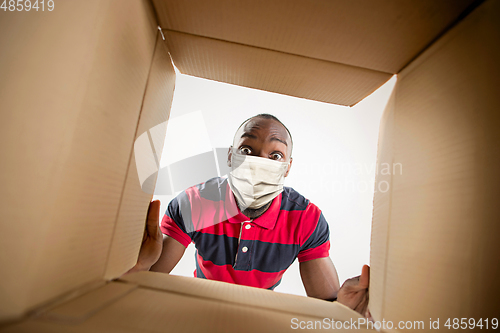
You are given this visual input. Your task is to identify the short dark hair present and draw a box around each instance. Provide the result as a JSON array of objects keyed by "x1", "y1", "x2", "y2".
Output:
[{"x1": 237, "y1": 113, "x2": 293, "y2": 146}]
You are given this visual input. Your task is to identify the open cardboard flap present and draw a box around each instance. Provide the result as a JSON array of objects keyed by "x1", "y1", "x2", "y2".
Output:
[
  {"x1": 119, "y1": 271, "x2": 363, "y2": 321},
  {"x1": 0, "y1": 0, "x2": 162, "y2": 321},
  {"x1": 370, "y1": 0, "x2": 500, "y2": 323},
  {"x1": 152, "y1": 0, "x2": 476, "y2": 106},
  {"x1": 1, "y1": 0, "x2": 499, "y2": 331},
  {"x1": 3, "y1": 274, "x2": 372, "y2": 333}
]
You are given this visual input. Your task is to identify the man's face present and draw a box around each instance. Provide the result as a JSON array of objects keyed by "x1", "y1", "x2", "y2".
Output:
[{"x1": 227, "y1": 117, "x2": 293, "y2": 177}]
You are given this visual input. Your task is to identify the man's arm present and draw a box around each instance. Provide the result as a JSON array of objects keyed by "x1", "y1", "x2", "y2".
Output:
[
  {"x1": 301, "y1": 259, "x2": 371, "y2": 317},
  {"x1": 125, "y1": 200, "x2": 186, "y2": 275},
  {"x1": 125, "y1": 200, "x2": 163, "y2": 274},
  {"x1": 299, "y1": 257, "x2": 340, "y2": 301},
  {"x1": 150, "y1": 235, "x2": 186, "y2": 273}
]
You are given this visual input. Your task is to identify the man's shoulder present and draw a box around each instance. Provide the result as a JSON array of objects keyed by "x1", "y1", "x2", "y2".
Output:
[
  {"x1": 281, "y1": 187, "x2": 316, "y2": 211},
  {"x1": 186, "y1": 176, "x2": 229, "y2": 202}
]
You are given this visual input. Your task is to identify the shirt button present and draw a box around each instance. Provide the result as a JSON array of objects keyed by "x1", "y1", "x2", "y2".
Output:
[
  {"x1": 245, "y1": 224, "x2": 251, "y2": 229},
  {"x1": 242, "y1": 246, "x2": 248, "y2": 253}
]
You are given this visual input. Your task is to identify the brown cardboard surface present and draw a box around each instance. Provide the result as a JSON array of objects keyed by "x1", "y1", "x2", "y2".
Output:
[
  {"x1": 120, "y1": 271, "x2": 363, "y2": 321},
  {"x1": 2, "y1": 280, "x2": 374, "y2": 333},
  {"x1": 1, "y1": 0, "x2": 498, "y2": 329},
  {"x1": 369, "y1": 88, "x2": 396, "y2": 322},
  {"x1": 152, "y1": 0, "x2": 477, "y2": 106},
  {"x1": 104, "y1": 32, "x2": 176, "y2": 280},
  {"x1": 164, "y1": 30, "x2": 391, "y2": 106},
  {"x1": 42, "y1": 283, "x2": 137, "y2": 323},
  {"x1": 152, "y1": 0, "x2": 475, "y2": 74},
  {"x1": 370, "y1": 0, "x2": 500, "y2": 325},
  {"x1": 0, "y1": 0, "x2": 157, "y2": 321}
]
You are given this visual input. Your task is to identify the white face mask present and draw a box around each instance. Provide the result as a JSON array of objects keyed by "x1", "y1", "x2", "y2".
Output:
[{"x1": 228, "y1": 153, "x2": 289, "y2": 210}]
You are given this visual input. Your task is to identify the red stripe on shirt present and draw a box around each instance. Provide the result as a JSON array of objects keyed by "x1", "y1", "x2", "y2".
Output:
[
  {"x1": 196, "y1": 252, "x2": 285, "y2": 289},
  {"x1": 160, "y1": 215, "x2": 191, "y2": 247},
  {"x1": 297, "y1": 240, "x2": 330, "y2": 262}
]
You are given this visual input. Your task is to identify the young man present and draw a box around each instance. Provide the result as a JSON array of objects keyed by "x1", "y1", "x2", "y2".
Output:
[{"x1": 130, "y1": 114, "x2": 370, "y2": 316}]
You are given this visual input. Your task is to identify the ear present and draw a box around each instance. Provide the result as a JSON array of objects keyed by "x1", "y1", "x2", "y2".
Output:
[
  {"x1": 284, "y1": 157, "x2": 293, "y2": 177},
  {"x1": 227, "y1": 146, "x2": 233, "y2": 167},
  {"x1": 359, "y1": 264, "x2": 370, "y2": 289}
]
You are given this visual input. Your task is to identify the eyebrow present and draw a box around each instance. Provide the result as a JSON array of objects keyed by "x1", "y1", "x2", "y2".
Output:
[
  {"x1": 241, "y1": 133, "x2": 257, "y2": 140},
  {"x1": 240, "y1": 132, "x2": 288, "y2": 146},
  {"x1": 270, "y1": 137, "x2": 288, "y2": 146}
]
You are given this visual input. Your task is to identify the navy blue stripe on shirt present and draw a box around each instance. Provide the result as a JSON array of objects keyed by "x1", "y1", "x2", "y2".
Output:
[
  {"x1": 166, "y1": 192, "x2": 196, "y2": 235},
  {"x1": 194, "y1": 233, "x2": 299, "y2": 273},
  {"x1": 193, "y1": 233, "x2": 239, "y2": 266},
  {"x1": 195, "y1": 177, "x2": 228, "y2": 202},
  {"x1": 300, "y1": 212, "x2": 329, "y2": 252},
  {"x1": 280, "y1": 187, "x2": 309, "y2": 211},
  {"x1": 268, "y1": 278, "x2": 282, "y2": 290},
  {"x1": 247, "y1": 240, "x2": 299, "y2": 272},
  {"x1": 195, "y1": 249, "x2": 207, "y2": 279}
]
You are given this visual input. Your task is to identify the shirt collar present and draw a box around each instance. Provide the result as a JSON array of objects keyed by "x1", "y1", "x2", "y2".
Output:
[{"x1": 224, "y1": 180, "x2": 281, "y2": 230}]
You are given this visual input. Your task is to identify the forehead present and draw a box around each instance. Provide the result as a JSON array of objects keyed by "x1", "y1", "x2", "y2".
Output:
[
  {"x1": 234, "y1": 117, "x2": 291, "y2": 148},
  {"x1": 235, "y1": 117, "x2": 290, "y2": 138}
]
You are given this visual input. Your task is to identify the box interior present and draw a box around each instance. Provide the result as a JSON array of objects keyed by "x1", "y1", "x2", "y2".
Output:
[{"x1": 0, "y1": 0, "x2": 498, "y2": 331}]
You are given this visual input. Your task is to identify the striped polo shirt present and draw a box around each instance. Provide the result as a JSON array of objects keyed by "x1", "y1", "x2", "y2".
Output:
[{"x1": 160, "y1": 176, "x2": 330, "y2": 290}]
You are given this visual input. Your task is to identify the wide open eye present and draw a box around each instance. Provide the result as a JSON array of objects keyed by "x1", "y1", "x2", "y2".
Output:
[
  {"x1": 271, "y1": 152, "x2": 283, "y2": 160},
  {"x1": 239, "y1": 147, "x2": 252, "y2": 155}
]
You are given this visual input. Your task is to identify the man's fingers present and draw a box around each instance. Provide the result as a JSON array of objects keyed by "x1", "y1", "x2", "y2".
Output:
[
  {"x1": 359, "y1": 264, "x2": 370, "y2": 289},
  {"x1": 146, "y1": 200, "x2": 161, "y2": 235}
]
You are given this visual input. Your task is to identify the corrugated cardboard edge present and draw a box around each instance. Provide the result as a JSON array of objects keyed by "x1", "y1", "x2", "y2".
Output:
[
  {"x1": 103, "y1": 30, "x2": 176, "y2": 280},
  {"x1": 120, "y1": 271, "x2": 366, "y2": 322},
  {"x1": 0, "y1": 0, "x2": 159, "y2": 323},
  {"x1": 164, "y1": 29, "x2": 392, "y2": 107},
  {"x1": 371, "y1": 0, "x2": 500, "y2": 328}
]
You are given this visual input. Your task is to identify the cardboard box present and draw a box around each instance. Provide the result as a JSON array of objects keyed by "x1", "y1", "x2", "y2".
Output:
[{"x1": 1, "y1": 0, "x2": 498, "y2": 331}]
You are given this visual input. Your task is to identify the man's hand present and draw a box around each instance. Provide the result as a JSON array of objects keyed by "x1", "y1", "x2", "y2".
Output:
[
  {"x1": 125, "y1": 200, "x2": 163, "y2": 274},
  {"x1": 337, "y1": 265, "x2": 370, "y2": 318}
]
